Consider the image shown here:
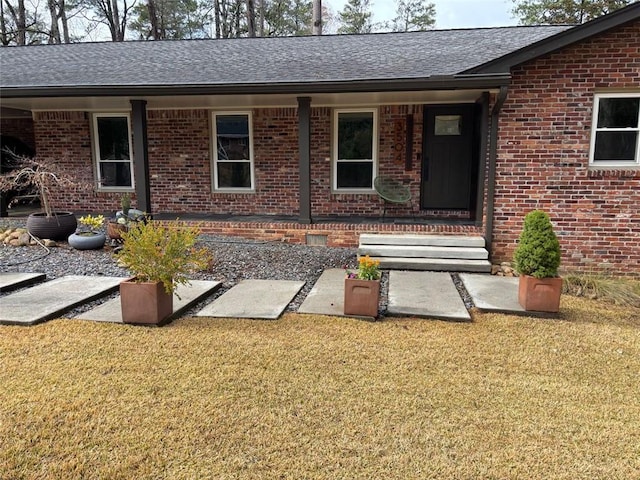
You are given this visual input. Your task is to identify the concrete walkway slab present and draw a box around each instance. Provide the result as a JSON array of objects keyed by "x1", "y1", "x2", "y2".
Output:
[
  {"x1": 196, "y1": 279, "x2": 305, "y2": 320},
  {"x1": 0, "y1": 272, "x2": 46, "y2": 292},
  {"x1": 76, "y1": 280, "x2": 222, "y2": 323},
  {"x1": 0, "y1": 275, "x2": 125, "y2": 326},
  {"x1": 459, "y1": 274, "x2": 526, "y2": 315},
  {"x1": 298, "y1": 269, "x2": 345, "y2": 317},
  {"x1": 388, "y1": 271, "x2": 470, "y2": 321}
]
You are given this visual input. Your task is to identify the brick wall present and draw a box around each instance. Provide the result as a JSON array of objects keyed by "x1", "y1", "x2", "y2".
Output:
[
  {"x1": 1, "y1": 117, "x2": 35, "y2": 150},
  {"x1": 32, "y1": 112, "x2": 123, "y2": 212},
  {"x1": 492, "y1": 21, "x2": 640, "y2": 275},
  {"x1": 29, "y1": 105, "x2": 435, "y2": 219}
]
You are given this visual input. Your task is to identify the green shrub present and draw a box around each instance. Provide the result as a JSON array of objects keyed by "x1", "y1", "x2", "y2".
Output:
[
  {"x1": 513, "y1": 210, "x2": 561, "y2": 278},
  {"x1": 119, "y1": 221, "x2": 211, "y2": 295}
]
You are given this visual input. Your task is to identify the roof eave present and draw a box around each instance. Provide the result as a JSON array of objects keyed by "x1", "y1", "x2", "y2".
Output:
[
  {"x1": 465, "y1": 2, "x2": 640, "y2": 74},
  {"x1": 0, "y1": 74, "x2": 511, "y2": 99}
]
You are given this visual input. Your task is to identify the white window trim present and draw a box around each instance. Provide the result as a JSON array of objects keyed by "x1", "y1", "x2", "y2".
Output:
[
  {"x1": 589, "y1": 92, "x2": 640, "y2": 168},
  {"x1": 211, "y1": 111, "x2": 255, "y2": 192},
  {"x1": 92, "y1": 113, "x2": 135, "y2": 191},
  {"x1": 332, "y1": 108, "x2": 378, "y2": 193}
]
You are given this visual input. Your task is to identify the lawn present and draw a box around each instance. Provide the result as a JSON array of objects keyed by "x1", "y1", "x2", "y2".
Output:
[{"x1": 1, "y1": 297, "x2": 639, "y2": 480}]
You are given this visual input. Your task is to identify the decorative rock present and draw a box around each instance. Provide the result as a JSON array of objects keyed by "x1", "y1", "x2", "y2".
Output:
[
  {"x1": 19, "y1": 232, "x2": 31, "y2": 245},
  {"x1": 491, "y1": 265, "x2": 501, "y2": 275},
  {"x1": 44, "y1": 239, "x2": 57, "y2": 247}
]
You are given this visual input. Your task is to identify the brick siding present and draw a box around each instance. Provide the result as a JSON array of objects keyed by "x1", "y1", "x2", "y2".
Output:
[
  {"x1": 1, "y1": 117, "x2": 35, "y2": 150},
  {"x1": 492, "y1": 21, "x2": 640, "y2": 275}
]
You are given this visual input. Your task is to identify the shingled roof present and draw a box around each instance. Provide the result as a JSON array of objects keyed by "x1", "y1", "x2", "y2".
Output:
[{"x1": 1, "y1": 26, "x2": 569, "y2": 91}]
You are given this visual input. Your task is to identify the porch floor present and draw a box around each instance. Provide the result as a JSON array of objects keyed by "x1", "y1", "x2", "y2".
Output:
[{"x1": 152, "y1": 213, "x2": 477, "y2": 227}]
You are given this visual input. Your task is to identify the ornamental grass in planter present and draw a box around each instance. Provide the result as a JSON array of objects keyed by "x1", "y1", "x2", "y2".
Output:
[
  {"x1": 118, "y1": 221, "x2": 211, "y2": 325},
  {"x1": 513, "y1": 210, "x2": 562, "y2": 313},
  {"x1": 344, "y1": 255, "x2": 382, "y2": 319},
  {"x1": 68, "y1": 214, "x2": 106, "y2": 250}
]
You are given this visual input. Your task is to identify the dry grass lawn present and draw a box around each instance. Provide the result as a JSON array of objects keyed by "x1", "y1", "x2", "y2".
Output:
[{"x1": 1, "y1": 297, "x2": 639, "y2": 479}]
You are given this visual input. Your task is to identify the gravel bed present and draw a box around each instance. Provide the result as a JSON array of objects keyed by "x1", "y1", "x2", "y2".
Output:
[
  {"x1": 1, "y1": 219, "x2": 473, "y2": 319},
  {"x1": 0, "y1": 219, "x2": 362, "y2": 318}
]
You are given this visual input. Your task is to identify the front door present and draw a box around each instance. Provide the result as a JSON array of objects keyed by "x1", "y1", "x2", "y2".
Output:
[{"x1": 421, "y1": 105, "x2": 475, "y2": 210}]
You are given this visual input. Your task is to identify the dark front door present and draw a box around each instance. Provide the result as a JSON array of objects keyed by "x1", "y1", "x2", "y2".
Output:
[{"x1": 421, "y1": 105, "x2": 475, "y2": 210}]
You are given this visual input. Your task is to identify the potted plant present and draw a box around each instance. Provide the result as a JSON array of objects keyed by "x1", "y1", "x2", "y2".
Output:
[
  {"x1": 117, "y1": 220, "x2": 211, "y2": 325},
  {"x1": 68, "y1": 214, "x2": 106, "y2": 250},
  {"x1": 344, "y1": 255, "x2": 382, "y2": 318},
  {"x1": 513, "y1": 210, "x2": 562, "y2": 313},
  {"x1": 107, "y1": 193, "x2": 147, "y2": 241},
  {"x1": 0, "y1": 156, "x2": 85, "y2": 240}
]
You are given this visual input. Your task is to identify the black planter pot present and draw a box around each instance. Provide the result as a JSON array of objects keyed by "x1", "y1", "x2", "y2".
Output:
[{"x1": 26, "y1": 212, "x2": 77, "y2": 240}]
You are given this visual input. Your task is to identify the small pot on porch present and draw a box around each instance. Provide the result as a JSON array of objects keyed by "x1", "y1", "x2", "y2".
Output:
[
  {"x1": 518, "y1": 275, "x2": 562, "y2": 313},
  {"x1": 107, "y1": 221, "x2": 128, "y2": 240},
  {"x1": 120, "y1": 278, "x2": 173, "y2": 325},
  {"x1": 344, "y1": 278, "x2": 380, "y2": 319}
]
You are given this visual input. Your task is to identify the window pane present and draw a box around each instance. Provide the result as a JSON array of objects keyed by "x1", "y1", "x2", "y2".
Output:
[
  {"x1": 594, "y1": 131, "x2": 638, "y2": 161},
  {"x1": 217, "y1": 162, "x2": 251, "y2": 188},
  {"x1": 99, "y1": 161, "x2": 132, "y2": 187},
  {"x1": 435, "y1": 115, "x2": 462, "y2": 135},
  {"x1": 337, "y1": 161, "x2": 373, "y2": 189},
  {"x1": 338, "y1": 112, "x2": 373, "y2": 160},
  {"x1": 97, "y1": 117, "x2": 130, "y2": 160},
  {"x1": 217, "y1": 115, "x2": 250, "y2": 161},
  {"x1": 597, "y1": 98, "x2": 640, "y2": 128}
]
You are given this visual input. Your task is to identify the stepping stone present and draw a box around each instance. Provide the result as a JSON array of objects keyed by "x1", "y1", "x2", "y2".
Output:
[
  {"x1": 0, "y1": 272, "x2": 46, "y2": 292},
  {"x1": 76, "y1": 280, "x2": 222, "y2": 323},
  {"x1": 0, "y1": 275, "x2": 125, "y2": 326},
  {"x1": 298, "y1": 269, "x2": 345, "y2": 317},
  {"x1": 387, "y1": 271, "x2": 470, "y2": 321},
  {"x1": 459, "y1": 274, "x2": 528, "y2": 315},
  {"x1": 196, "y1": 279, "x2": 305, "y2": 320}
]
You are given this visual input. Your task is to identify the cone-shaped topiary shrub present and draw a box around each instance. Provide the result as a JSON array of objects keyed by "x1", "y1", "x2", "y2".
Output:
[{"x1": 513, "y1": 210, "x2": 561, "y2": 279}]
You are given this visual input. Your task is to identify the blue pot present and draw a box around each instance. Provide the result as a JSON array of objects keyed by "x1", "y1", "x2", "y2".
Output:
[{"x1": 68, "y1": 232, "x2": 106, "y2": 250}]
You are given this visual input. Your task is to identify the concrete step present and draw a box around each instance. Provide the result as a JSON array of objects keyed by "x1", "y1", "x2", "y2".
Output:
[
  {"x1": 359, "y1": 233, "x2": 485, "y2": 248},
  {"x1": 373, "y1": 257, "x2": 492, "y2": 273},
  {"x1": 0, "y1": 272, "x2": 46, "y2": 293},
  {"x1": 359, "y1": 244, "x2": 489, "y2": 260},
  {"x1": 0, "y1": 275, "x2": 125, "y2": 326}
]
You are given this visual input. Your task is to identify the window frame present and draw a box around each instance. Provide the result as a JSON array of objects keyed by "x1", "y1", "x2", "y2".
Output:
[
  {"x1": 92, "y1": 113, "x2": 135, "y2": 192},
  {"x1": 332, "y1": 108, "x2": 378, "y2": 192},
  {"x1": 589, "y1": 92, "x2": 640, "y2": 168},
  {"x1": 211, "y1": 111, "x2": 255, "y2": 192}
]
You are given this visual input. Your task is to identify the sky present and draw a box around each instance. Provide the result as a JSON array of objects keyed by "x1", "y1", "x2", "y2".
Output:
[{"x1": 324, "y1": 0, "x2": 519, "y2": 30}]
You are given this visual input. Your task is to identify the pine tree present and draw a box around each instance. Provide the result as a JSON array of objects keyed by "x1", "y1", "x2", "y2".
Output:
[
  {"x1": 512, "y1": 0, "x2": 633, "y2": 25},
  {"x1": 337, "y1": 0, "x2": 373, "y2": 34}
]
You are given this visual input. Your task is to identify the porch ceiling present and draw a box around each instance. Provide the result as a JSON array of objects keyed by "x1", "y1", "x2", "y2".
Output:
[{"x1": 1, "y1": 89, "x2": 492, "y2": 113}]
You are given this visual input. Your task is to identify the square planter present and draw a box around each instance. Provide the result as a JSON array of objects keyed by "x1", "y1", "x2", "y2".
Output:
[
  {"x1": 518, "y1": 275, "x2": 563, "y2": 313},
  {"x1": 120, "y1": 278, "x2": 173, "y2": 325},
  {"x1": 344, "y1": 278, "x2": 380, "y2": 318}
]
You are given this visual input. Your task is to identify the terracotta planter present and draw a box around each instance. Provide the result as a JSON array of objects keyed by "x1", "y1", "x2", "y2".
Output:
[
  {"x1": 107, "y1": 221, "x2": 128, "y2": 240},
  {"x1": 27, "y1": 212, "x2": 77, "y2": 240},
  {"x1": 68, "y1": 232, "x2": 106, "y2": 250},
  {"x1": 518, "y1": 275, "x2": 563, "y2": 313},
  {"x1": 120, "y1": 278, "x2": 173, "y2": 325},
  {"x1": 344, "y1": 278, "x2": 380, "y2": 318}
]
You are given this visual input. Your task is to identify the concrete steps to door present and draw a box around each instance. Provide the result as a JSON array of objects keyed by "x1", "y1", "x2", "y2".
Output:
[{"x1": 358, "y1": 233, "x2": 491, "y2": 273}]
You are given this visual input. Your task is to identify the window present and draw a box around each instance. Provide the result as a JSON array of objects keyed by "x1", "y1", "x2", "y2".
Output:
[
  {"x1": 212, "y1": 112, "x2": 254, "y2": 190},
  {"x1": 590, "y1": 93, "x2": 640, "y2": 167},
  {"x1": 333, "y1": 109, "x2": 377, "y2": 191},
  {"x1": 92, "y1": 114, "x2": 134, "y2": 189}
]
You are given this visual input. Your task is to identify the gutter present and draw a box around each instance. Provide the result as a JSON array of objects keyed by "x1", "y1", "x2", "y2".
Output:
[
  {"x1": 485, "y1": 85, "x2": 509, "y2": 258},
  {"x1": 0, "y1": 74, "x2": 511, "y2": 99}
]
